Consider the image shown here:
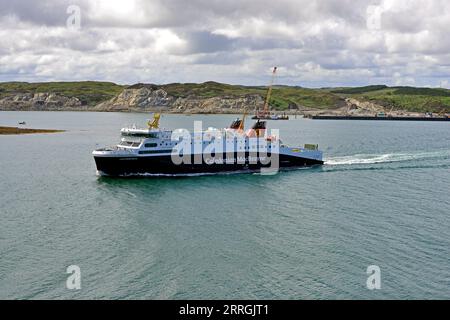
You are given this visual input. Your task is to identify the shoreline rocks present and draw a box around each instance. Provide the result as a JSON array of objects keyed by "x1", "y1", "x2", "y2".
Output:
[
  {"x1": 0, "y1": 93, "x2": 83, "y2": 111},
  {"x1": 0, "y1": 84, "x2": 436, "y2": 117}
]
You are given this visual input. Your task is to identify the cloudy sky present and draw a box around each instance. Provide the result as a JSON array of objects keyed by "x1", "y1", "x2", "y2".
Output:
[{"x1": 1, "y1": 0, "x2": 450, "y2": 87}]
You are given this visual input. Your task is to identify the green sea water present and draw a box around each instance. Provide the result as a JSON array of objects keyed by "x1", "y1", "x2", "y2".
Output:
[{"x1": 1, "y1": 111, "x2": 450, "y2": 299}]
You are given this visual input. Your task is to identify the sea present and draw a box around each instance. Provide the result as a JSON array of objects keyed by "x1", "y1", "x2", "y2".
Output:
[{"x1": 1, "y1": 111, "x2": 449, "y2": 299}]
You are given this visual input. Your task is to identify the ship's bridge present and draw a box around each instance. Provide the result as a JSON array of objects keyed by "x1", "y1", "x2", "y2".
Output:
[
  {"x1": 121, "y1": 127, "x2": 163, "y2": 138},
  {"x1": 118, "y1": 126, "x2": 173, "y2": 149}
]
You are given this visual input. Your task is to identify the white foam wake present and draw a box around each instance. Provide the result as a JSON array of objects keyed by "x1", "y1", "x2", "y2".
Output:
[{"x1": 325, "y1": 150, "x2": 450, "y2": 166}]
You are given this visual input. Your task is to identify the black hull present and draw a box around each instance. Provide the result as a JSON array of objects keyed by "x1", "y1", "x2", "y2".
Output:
[{"x1": 94, "y1": 154, "x2": 323, "y2": 177}]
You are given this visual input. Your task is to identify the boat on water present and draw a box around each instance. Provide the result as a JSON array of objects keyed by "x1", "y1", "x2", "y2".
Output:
[
  {"x1": 252, "y1": 112, "x2": 289, "y2": 121},
  {"x1": 92, "y1": 114, "x2": 323, "y2": 177}
]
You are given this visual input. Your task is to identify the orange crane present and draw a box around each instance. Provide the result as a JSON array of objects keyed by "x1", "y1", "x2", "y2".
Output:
[
  {"x1": 253, "y1": 67, "x2": 288, "y2": 120},
  {"x1": 238, "y1": 110, "x2": 247, "y2": 131},
  {"x1": 262, "y1": 67, "x2": 278, "y2": 117}
]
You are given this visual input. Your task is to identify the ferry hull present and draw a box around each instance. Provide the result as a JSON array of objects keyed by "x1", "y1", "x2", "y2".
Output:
[{"x1": 94, "y1": 153, "x2": 323, "y2": 177}]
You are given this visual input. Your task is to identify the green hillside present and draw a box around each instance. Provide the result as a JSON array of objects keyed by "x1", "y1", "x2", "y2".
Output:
[
  {"x1": 1, "y1": 81, "x2": 449, "y2": 113},
  {"x1": 0, "y1": 81, "x2": 124, "y2": 106},
  {"x1": 328, "y1": 86, "x2": 450, "y2": 113},
  {"x1": 158, "y1": 81, "x2": 342, "y2": 110}
]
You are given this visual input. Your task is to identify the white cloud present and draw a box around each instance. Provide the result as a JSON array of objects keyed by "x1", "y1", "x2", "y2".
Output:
[{"x1": 0, "y1": 0, "x2": 449, "y2": 87}]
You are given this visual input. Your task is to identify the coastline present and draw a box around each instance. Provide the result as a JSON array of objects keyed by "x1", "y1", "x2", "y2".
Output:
[
  {"x1": 0, "y1": 126, "x2": 65, "y2": 135},
  {"x1": 1, "y1": 82, "x2": 449, "y2": 118},
  {"x1": 0, "y1": 108, "x2": 433, "y2": 118}
]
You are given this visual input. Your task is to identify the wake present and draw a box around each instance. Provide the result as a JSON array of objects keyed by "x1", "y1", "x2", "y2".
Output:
[{"x1": 325, "y1": 150, "x2": 450, "y2": 166}]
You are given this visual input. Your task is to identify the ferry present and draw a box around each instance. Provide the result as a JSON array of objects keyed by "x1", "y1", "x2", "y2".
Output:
[{"x1": 92, "y1": 114, "x2": 324, "y2": 177}]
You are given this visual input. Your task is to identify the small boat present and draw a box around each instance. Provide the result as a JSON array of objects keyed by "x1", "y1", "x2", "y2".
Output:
[
  {"x1": 252, "y1": 112, "x2": 289, "y2": 120},
  {"x1": 18, "y1": 122, "x2": 26, "y2": 125}
]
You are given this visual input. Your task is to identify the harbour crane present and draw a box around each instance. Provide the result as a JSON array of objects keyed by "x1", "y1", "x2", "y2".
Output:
[
  {"x1": 252, "y1": 67, "x2": 289, "y2": 120},
  {"x1": 262, "y1": 67, "x2": 278, "y2": 117}
]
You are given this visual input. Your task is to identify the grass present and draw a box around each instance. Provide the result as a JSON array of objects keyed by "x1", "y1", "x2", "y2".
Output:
[
  {"x1": 0, "y1": 81, "x2": 124, "y2": 106},
  {"x1": 1, "y1": 81, "x2": 450, "y2": 113},
  {"x1": 328, "y1": 86, "x2": 450, "y2": 113},
  {"x1": 0, "y1": 126, "x2": 65, "y2": 135},
  {"x1": 159, "y1": 81, "x2": 342, "y2": 110},
  {"x1": 331, "y1": 85, "x2": 389, "y2": 94}
]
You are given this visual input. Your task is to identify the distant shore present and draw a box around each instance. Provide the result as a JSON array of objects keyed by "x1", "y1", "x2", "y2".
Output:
[
  {"x1": 1, "y1": 81, "x2": 449, "y2": 116},
  {"x1": 0, "y1": 126, "x2": 65, "y2": 135},
  {"x1": 0, "y1": 108, "x2": 434, "y2": 118}
]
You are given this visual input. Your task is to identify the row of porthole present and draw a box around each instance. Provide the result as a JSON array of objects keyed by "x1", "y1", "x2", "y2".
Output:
[
  {"x1": 189, "y1": 146, "x2": 272, "y2": 151},
  {"x1": 190, "y1": 141, "x2": 272, "y2": 147},
  {"x1": 176, "y1": 152, "x2": 273, "y2": 157},
  {"x1": 145, "y1": 142, "x2": 177, "y2": 148},
  {"x1": 147, "y1": 142, "x2": 273, "y2": 150}
]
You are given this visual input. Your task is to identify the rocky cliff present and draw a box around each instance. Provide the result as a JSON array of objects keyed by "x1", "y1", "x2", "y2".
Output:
[
  {"x1": 0, "y1": 86, "x2": 388, "y2": 114},
  {"x1": 0, "y1": 83, "x2": 265, "y2": 113},
  {"x1": 94, "y1": 86, "x2": 174, "y2": 111},
  {"x1": 0, "y1": 92, "x2": 84, "y2": 111},
  {"x1": 93, "y1": 85, "x2": 265, "y2": 113},
  {"x1": 2, "y1": 81, "x2": 447, "y2": 114}
]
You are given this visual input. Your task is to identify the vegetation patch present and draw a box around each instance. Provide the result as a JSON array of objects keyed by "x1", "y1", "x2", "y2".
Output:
[
  {"x1": 0, "y1": 126, "x2": 65, "y2": 135},
  {"x1": 329, "y1": 85, "x2": 450, "y2": 113},
  {"x1": 1, "y1": 81, "x2": 450, "y2": 113},
  {"x1": 0, "y1": 81, "x2": 124, "y2": 106}
]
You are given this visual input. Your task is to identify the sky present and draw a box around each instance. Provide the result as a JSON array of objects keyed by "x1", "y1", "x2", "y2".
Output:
[{"x1": 0, "y1": 0, "x2": 450, "y2": 88}]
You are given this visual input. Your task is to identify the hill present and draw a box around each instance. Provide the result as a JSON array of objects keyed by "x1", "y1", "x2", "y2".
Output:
[
  {"x1": 326, "y1": 85, "x2": 450, "y2": 113},
  {"x1": 0, "y1": 81, "x2": 449, "y2": 114},
  {"x1": 0, "y1": 81, "x2": 124, "y2": 107},
  {"x1": 158, "y1": 82, "x2": 343, "y2": 110}
]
